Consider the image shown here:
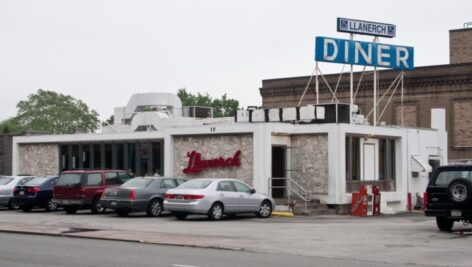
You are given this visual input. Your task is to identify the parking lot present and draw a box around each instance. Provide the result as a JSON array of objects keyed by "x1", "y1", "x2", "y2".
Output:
[{"x1": 0, "y1": 208, "x2": 471, "y2": 267}]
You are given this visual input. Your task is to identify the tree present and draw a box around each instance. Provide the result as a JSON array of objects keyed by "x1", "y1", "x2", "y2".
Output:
[
  {"x1": 10, "y1": 89, "x2": 100, "y2": 134},
  {"x1": 105, "y1": 115, "x2": 114, "y2": 125},
  {"x1": 177, "y1": 88, "x2": 239, "y2": 118},
  {"x1": 0, "y1": 117, "x2": 23, "y2": 134}
]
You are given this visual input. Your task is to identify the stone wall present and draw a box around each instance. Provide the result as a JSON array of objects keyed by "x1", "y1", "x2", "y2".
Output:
[
  {"x1": 290, "y1": 134, "x2": 329, "y2": 195},
  {"x1": 173, "y1": 134, "x2": 253, "y2": 185},
  {"x1": 19, "y1": 144, "x2": 59, "y2": 176}
]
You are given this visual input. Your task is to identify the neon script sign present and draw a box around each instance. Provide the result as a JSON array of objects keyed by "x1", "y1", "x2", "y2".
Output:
[{"x1": 183, "y1": 150, "x2": 242, "y2": 174}]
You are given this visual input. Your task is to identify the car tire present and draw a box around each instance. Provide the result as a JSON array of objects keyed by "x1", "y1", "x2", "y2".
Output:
[
  {"x1": 64, "y1": 205, "x2": 78, "y2": 214},
  {"x1": 46, "y1": 199, "x2": 58, "y2": 212},
  {"x1": 447, "y1": 178, "x2": 472, "y2": 205},
  {"x1": 256, "y1": 200, "x2": 272, "y2": 218},
  {"x1": 7, "y1": 200, "x2": 19, "y2": 210},
  {"x1": 146, "y1": 198, "x2": 163, "y2": 217},
  {"x1": 116, "y1": 210, "x2": 130, "y2": 217},
  {"x1": 436, "y1": 217, "x2": 454, "y2": 232},
  {"x1": 22, "y1": 205, "x2": 32, "y2": 212},
  {"x1": 174, "y1": 212, "x2": 188, "y2": 220},
  {"x1": 208, "y1": 202, "x2": 224, "y2": 221},
  {"x1": 91, "y1": 197, "x2": 106, "y2": 214}
]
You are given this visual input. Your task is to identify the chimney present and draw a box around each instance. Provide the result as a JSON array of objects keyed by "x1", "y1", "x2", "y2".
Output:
[{"x1": 449, "y1": 23, "x2": 472, "y2": 64}]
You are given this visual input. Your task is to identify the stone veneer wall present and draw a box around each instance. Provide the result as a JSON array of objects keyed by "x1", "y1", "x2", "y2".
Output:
[
  {"x1": 290, "y1": 134, "x2": 329, "y2": 196},
  {"x1": 19, "y1": 144, "x2": 60, "y2": 176},
  {"x1": 173, "y1": 134, "x2": 253, "y2": 185}
]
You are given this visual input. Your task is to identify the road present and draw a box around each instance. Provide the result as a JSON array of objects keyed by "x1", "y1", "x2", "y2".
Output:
[{"x1": 0, "y1": 232, "x2": 420, "y2": 267}]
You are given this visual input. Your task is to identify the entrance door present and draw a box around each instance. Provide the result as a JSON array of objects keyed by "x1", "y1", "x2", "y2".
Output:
[
  {"x1": 271, "y1": 146, "x2": 286, "y2": 198},
  {"x1": 361, "y1": 139, "x2": 379, "y2": 181}
]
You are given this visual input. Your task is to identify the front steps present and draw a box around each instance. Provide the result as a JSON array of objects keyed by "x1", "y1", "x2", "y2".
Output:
[{"x1": 274, "y1": 198, "x2": 337, "y2": 216}]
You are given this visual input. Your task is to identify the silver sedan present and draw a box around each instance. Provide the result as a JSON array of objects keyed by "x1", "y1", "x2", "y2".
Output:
[{"x1": 163, "y1": 178, "x2": 274, "y2": 220}]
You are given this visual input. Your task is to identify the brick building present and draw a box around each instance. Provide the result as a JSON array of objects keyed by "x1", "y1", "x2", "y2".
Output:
[{"x1": 260, "y1": 27, "x2": 472, "y2": 162}]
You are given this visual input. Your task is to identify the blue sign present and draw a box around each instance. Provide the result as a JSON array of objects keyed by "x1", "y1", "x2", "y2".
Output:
[
  {"x1": 337, "y1": 18, "x2": 396, "y2": 38},
  {"x1": 315, "y1": 36, "x2": 414, "y2": 70}
]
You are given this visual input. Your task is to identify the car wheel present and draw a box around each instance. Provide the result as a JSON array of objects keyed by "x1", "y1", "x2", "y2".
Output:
[
  {"x1": 91, "y1": 197, "x2": 106, "y2": 214},
  {"x1": 7, "y1": 200, "x2": 19, "y2": 210},
  {"x1": 436, "y1": 217, "x2": 454, "y2": 232},
  {"x1": 146, "y1": 199, "x2": 163, "y2": 217},
  {"x1": 116, "y1": 210, "x2": 130, "y2": 217},
  {"x1": 174, "y1": 212, "x2": 188, "y2": 220},
  {"x1": 46, "y1": 199, "x2": 58, "y2": 212},
  {"x1": 64, "y1": 205, "x2": 78, "y2": 214},
  {"x1": 22, "y1": 205, "x2": 32, "y2": 212},
  {"x1": 256, "y1": 200, "x2": 272, "y2": 218},
  {"x1": 448, "y1": 178, "x2": 472, "y2": 204},
  {"x1": 208, "y1": 202, "x2": 224, "y2": 221}
]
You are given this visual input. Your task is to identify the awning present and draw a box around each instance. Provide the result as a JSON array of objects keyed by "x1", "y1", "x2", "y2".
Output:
[{"x1": 411, "y1": 155, "x2": 432, "y2": 173}]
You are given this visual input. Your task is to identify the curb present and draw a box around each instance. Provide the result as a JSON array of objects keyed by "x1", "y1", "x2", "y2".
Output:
[{"x1": 271, "y1": 211, "x2": 294, "y2": 217}]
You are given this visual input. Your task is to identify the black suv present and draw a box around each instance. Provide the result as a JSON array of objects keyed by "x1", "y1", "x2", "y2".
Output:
[{"x1": 425, "y1": 165, "x2": 472, "y2": 231}]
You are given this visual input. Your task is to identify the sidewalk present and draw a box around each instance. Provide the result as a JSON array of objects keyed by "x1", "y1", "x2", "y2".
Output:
[{"x1": 0, "y1": 209, "x2": 471, "y2": 267}]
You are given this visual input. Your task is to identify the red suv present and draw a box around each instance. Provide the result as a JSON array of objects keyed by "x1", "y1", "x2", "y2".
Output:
[{"x1": 53, "y1": 170, "x2": 132, "y2": 214}]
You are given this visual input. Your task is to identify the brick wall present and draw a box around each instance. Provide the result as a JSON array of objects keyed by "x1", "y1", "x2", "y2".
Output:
[
  {"x1": 450, "y1": 28, "x2": 472, "y2": 64},
  {"x1": 0, "y1": 135, "x2": 13, "y2": 175}
]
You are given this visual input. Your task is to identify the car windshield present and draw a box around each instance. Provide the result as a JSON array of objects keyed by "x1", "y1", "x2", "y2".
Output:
[
  {"x1": 178, "y1": 179, "x2": 212, "y2": 189},
  {"x1": 434, "y1": 170, "x2": 472, "y2": 186},
  {"x1": 122, "y1": 178, "x2": 153, "y2": 188},
  {"x1": 0, "y1": 177, "x2": 13, "y2": 185},
  {"x1": 17, "y1": 177, "x2": 34, "y2": 186},
  {"x1": 56, "y1": 174, "x2": 82, "y2": 186},
  {"x1": 24, "y1": 177, "x2": 48, "y2": 186}
]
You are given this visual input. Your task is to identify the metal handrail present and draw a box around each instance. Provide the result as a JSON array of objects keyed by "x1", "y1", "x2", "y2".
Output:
[{"x1": 268, "y1": 177, "x2": 313, "y2": 212}]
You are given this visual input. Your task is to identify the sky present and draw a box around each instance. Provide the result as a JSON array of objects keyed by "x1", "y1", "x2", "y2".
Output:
[{"x1": 0, "y1": 0, "x2": 471, "y2": 121}]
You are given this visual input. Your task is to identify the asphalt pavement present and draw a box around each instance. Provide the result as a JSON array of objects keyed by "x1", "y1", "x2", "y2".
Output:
[{"x1": 0, "y1": 208, "x2": 471, "y2": 267}]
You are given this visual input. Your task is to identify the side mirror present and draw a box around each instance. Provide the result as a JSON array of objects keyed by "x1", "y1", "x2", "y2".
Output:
[{"x1": 250, "y1": 189, "x2": 256, "y2": 194}]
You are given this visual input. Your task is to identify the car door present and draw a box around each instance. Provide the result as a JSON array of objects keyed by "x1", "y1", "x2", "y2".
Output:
[
  {"x1": 216, "y1": 181, "x2": 239, "y2": 213},
  {"x1": 233, "y1": 181, "x2": 260, "y2": 212}
]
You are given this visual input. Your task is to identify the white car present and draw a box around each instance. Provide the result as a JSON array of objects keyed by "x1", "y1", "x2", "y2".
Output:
[
  {"x1": 0, "y1": 176, "x2": 35, "y2": 210},
  {"x1": 164, "y1": 178, "x2": 274, "y2": 220}
]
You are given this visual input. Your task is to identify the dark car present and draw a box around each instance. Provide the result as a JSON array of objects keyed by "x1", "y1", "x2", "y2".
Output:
[
  {"x1": 12, "y1": 176, "x2": 59, "y2": 212},
  {"x1": 425, "y1": 165, "x2": 472, "y2": 231},
  {"x1": 100, "y1": 177, "x2": 185, "y2": 217},
  {"x1": 53, "y1": 170, "x2": 132, "y2": 214}
]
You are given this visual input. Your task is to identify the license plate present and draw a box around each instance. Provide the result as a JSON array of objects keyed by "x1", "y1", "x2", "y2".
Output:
[
  {"x1": 451, "y1": 210, "x2": 462, "y2": 217},
  {"x1": 110, "y1": 201, "x2": 117, "y2": 206},
  {"x1": 19, "y1": 191, "x2": 24, "y2": 196},
  {"x1": 176, "y1": 195, "x2": 183, "y2": 200}
]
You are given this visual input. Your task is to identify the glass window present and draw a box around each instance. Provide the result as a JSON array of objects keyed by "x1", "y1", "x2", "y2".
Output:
[
  {"x1": 160, "y1": 179, "x2": 177, "y2": 189},
  {"x1": 233, "y1": 181, "x2": 251, "y2": 193},
  {"x1": 0, "y1": 177, "x2": 13, "y2": 185},
  {"x1": 82, "y1": 145, "x2": 90, "y2": 169},
  {"x1": 176, "y1": 179, "x2": 186, "y2": 185},
  {"x1": 122, "y1": 178, "x2": 153, "y2": 188},
  {"x1": 86, "y1": 173, "x2": 102, "y2": 186},
  {"x1": 178, "y1": 179, "x2": 212, "y2": 189},
  {"x1": 105, "y1": 144, "x2": 113, "y2": 169},
  {"x1": 434, "y1": 170, "x2": 472, "y2": 186},
  {"x1": 93, "y1": 144, "x2": 102, "y2": 169},
  {"x1": 24, "y1": 177, "x2": 48, "y2": 186},
  {"x1": 217, "y1": 181, "x2": 236, "y2": 192},
  {"x1": 118, "y1": 172, "x2": 132, "y2": 183},
  {"x1": 57, "y1": 174, "x2": 81, "y2": 186},
  {"x1": 106, "y1": 172, "x2": 120, "y2": 185},
  {"x1": 17, "y1": 177, "x2": 34, "y2": 186},
  {"x1": 116, "y1": 143, "x2": 124, "y2": 170}
]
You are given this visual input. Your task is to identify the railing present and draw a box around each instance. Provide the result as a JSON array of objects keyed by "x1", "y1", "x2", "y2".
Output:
[{"x1": 268, "y1": 177, "x2": 312, "y2": 212}]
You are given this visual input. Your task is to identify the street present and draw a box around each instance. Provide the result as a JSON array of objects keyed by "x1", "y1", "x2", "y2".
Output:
[
  {"x1": 0, "y1": 208, "x2": 471, "y2": 266},
  {"x1": 0, "y1": 232, "x2": 427, "y2": 267}
]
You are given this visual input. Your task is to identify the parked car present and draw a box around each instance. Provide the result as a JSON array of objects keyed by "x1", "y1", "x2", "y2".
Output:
[
  {"x1": 164, "y1": 178, "x2": 274, "y2": 221},
  {"x1": 12, "y1": 176, "x2": 59, "y2": 212},
  {"x1": 100, "y1": 177, "x2": 185, "y2": 217},
  {"x1": 0, "y1": 176, "x2": 34, "y2": 210},
  {"x1": 53, "y1": 170, "x2": 132, "y2": 214},
  {"x1": 425, "y1": 165, "x2": 472, "y2": 231}
]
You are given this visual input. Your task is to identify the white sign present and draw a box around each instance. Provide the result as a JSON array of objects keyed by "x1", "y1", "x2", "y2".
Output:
[{"x1": 337, "y1": 18, "x2": 396, "y2": 38}]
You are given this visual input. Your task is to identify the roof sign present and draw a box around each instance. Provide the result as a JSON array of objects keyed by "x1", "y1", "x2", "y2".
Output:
[
  {"x1": 315, "y1": 36, "x2": 414, "y2": 70},
  {"x1": 337, "y1": 18, "x2": 396, "y2": 38}
]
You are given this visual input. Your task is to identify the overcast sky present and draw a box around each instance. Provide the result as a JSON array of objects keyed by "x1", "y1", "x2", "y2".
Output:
[{"x1": 0, "y1": 0, "x2": 471, "y2": 121}]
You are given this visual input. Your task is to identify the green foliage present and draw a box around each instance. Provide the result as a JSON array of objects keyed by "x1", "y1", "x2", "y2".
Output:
[
  {"x1": 105, "y1": 115, "x2": 114, "y2": 125},
  {"x1": 177, "y1": 88, "x2": 239, "y2": 118},
  {"x1": 9, "y1": 89, "x2": 100, "y2": 134},
  {"x1": 0, "y1": 117, "x2": 23, "y2": 134}
]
